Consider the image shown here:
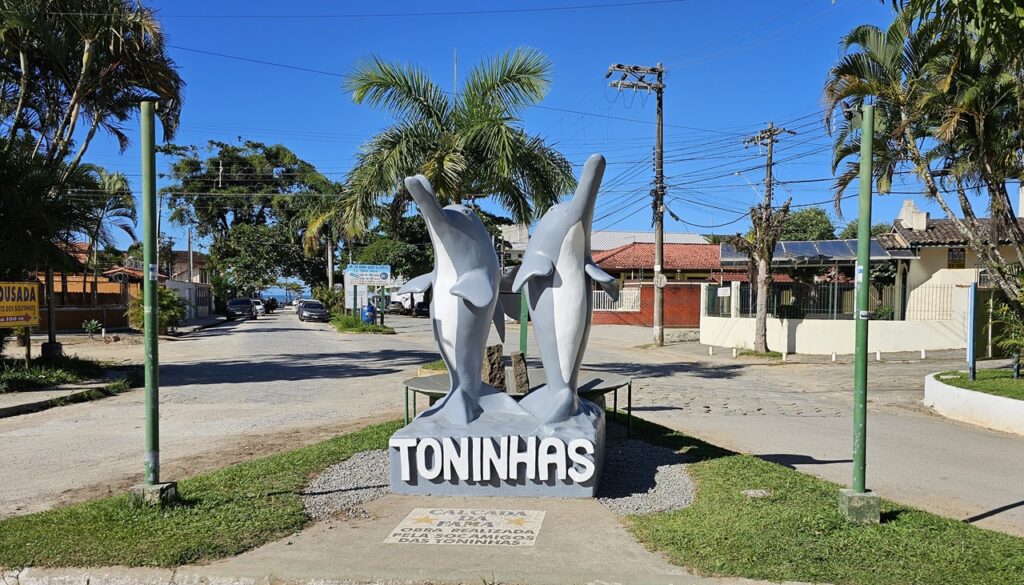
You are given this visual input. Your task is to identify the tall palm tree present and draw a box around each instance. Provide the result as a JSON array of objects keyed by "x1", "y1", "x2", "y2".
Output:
[
  {"x1": 0, "y1": 0, "x2": 184, "y2": 176},
  {"x1": 82, "y1": 168, "x2": 135, "y2": 304},
  {"x1": 344, "y1": 48, "x2": 575, "y2": 230},
  {"x1": 824, "y1": 11, "x2": 1024, "y2": 315}
]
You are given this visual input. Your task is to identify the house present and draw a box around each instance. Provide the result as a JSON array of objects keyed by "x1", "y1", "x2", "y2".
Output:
[
  {"x1": 699, "y1": 200, "x2": 1009, "y2": 354},
  {"x1": 165, "y1": 250, "x2": 214, "y2": 320},
  {"x1": 590, "y1": 242, "x2": 720, "y2": 328},
  {"x1": 498, "y1": 225, "x2": 706, "y2": 264}
]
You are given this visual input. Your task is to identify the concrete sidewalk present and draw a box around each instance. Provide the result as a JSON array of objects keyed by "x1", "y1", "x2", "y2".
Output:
[{"x1": 3, "y1": 495, "x2": 812, "y2": 585}]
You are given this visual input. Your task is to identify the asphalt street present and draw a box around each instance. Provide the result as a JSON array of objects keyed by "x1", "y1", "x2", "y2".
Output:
[{"x1": 1, "y1": 312, "x2": 1021, "y2": 537}]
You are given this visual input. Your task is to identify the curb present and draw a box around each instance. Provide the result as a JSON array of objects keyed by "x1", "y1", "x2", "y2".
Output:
[{"x1": 0, "y1": 378, "x2": 136, "y2": 420}]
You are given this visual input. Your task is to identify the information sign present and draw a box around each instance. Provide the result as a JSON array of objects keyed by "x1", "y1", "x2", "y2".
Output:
[
  {"x1": 0, "y1": 282, "x2": 40, "y2": 327},
  {"x1": 344, "y1": 264, "x2": 392, "y2": 285}
]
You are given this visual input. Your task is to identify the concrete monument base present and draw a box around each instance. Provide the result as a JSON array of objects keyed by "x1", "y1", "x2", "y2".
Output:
[{"x1": 390, "y1": 398, "x2": 605, "y2": 497}]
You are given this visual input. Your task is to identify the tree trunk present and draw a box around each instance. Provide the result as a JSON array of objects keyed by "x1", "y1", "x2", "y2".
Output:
[
  {"x1": 326, "y1": 236, "x2": 335, "y2": 289},
  {"x1": 50, "y1": 40, "x2": 93, "y2": 163},
  {"x1": 64, "y1": 116, "x2": 102, "y2": 179},
  {"x1": 754, "y1": 256, "x2": 770, "y2": 353},
  {"x1": 7, "y1": 49, "x2": 29, "y2": 143},
  {"x1": 92, "y1": 246, "x2": 99, "y2": 306}
]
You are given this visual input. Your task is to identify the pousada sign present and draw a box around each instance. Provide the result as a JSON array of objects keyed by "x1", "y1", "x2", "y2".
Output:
[{"x1": 0, "y1": 282, "x2": 40, "y2": 327}]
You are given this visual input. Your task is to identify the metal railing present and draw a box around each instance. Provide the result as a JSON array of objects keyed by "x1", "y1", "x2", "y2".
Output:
[
  {"x1": 706, "y1": 285, "x2": 732, "y2": 317},
  {"x1": 737, "y1": 282, "x2": 902, "y2": 321},
  {"x1": 905, "y1": 284, "x2": 956, "y2": 320},
  {"x1": 593, "y1": 288, "x2": 640, "y2": 312}
]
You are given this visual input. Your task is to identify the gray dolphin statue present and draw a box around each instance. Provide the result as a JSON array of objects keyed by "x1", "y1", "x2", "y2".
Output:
[
  {"x1": 512, "y1": 154, "x2": 618, "y2": 423},
  {"x1": 397, "y1": 174, "x2": 518, "y2": 425}
]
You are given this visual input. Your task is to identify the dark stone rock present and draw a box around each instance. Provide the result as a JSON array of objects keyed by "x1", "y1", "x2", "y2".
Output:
[
  {"x1": 482, "y1": 344, "x2": 505, "y2": 391},
  {"x1": 511, "y1": 351, "x2": 530, "y2": 394}
]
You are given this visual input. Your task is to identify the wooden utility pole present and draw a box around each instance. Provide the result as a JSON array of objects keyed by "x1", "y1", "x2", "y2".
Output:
[
  {"x1": 743, "y1": 122, "x2": 795, "y2": 353},
  {"x1": 606, "y1": 62, "x2": 666, "y2": 346}
]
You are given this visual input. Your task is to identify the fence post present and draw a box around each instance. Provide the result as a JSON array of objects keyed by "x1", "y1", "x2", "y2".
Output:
[{"x1": 730, "y1": 281, "x2": 741, "y2": 317}]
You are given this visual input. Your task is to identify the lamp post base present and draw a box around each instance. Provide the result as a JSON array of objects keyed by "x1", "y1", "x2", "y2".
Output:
[
  {"x1": 130, "y1": 482, "x2": 178, "y2": 507},
  {"x1": 838, "y1": 488, "x2": 880, "y2": 524}
]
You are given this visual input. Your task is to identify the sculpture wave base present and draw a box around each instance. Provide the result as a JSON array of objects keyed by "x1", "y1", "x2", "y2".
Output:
[{"x1": 389, "y1": 398, "x2": 605, "y2": 498}]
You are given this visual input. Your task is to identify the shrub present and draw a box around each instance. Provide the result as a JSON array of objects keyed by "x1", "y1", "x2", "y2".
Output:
[
  {"x1": 127, "y1": 287, "x2": 188, "y2": 333},
  {"x1": 82, "y1": 319, "x2": 102, "y2": 339},
  {"x1": 312, "y1": 285, "x2": 345, "y2": 313}
]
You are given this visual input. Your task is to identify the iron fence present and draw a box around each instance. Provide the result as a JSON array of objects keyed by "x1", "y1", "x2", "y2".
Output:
[
  {"x1": 706, "y1": 285, "x2": 732, "y2": 316},
  {"x1": 736, "y1": 282, "x2": 901, "y2": 320},
  {"x1": 593, "y1": 288, "x2": 640, "y2": 312}
]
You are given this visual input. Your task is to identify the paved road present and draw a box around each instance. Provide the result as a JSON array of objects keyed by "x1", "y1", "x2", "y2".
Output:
[
  {"x1": 2, "y1": 314, "x2": 1022, "y2": 537},
  {"x1": 0, "y1": 312, "x2": 439, "y2": 517}
]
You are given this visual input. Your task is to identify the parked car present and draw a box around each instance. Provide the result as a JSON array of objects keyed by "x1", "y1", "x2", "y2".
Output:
[
  {"x1": 413, "y1": 301, "x2": 430, "y2": 317},
  {"x1": 294, "y1": 299, "x2": 307, "y2": 315},
  {"x1": 387, "y1": 300, "x2": 408, "y2": 315},
  {"x1": 226, "y1": 298, "x2": 257, "y2": 321},
  {"x1": 252, "y1": 299, "x2": 266, "y2": 316},
  {"x1": 297, "y1": 300, "x2": 330, "y2": 322},
  {"x1": 265, "y1": 298, "x2": 278, "y2": 313}
]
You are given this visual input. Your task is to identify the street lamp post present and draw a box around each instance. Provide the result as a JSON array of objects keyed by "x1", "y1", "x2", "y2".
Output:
[
  {"x1": 839, "y1": 103, "x2": 880, "y2": 523},
  {"x1": 130, "y1": 99, "x2": 177, "y2": 506}
]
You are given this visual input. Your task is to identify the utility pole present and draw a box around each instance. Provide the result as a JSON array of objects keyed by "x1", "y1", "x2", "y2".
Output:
[
  {"x1": 131, "y1": 98, "x2": 177, "y2": 506},
  {"x1": 743, "y1": 122, "x2": 795, "y2": 354},
  {"x1": 606, "y1": 62, "x2": 666, "y2": 345}
]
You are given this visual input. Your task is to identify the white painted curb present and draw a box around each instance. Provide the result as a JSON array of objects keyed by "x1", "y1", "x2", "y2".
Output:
[{"x1": 923, "y1": 373, "x2": 1024, "y2": 436}]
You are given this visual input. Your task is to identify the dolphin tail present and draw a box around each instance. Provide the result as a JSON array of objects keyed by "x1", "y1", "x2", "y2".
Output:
[
  {"x1": 421, "y1": 388, "x2": 484, "y2": 425},
  {"x1": 517, "y1": 384, "x2": 580, "y2": 423}
]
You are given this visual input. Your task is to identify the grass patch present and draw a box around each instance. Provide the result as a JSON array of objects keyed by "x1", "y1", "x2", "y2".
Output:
[
  {"x1": 421, "y1": 358, "x2": 447, "y2": 371},
  {"x1": 738, "y1": 349, "x2": 783, "y2": 360},
  {"x1": 0, "y1": 355, "x2": 106, "y2": 392},
  {"x1": 937, "y1": 369, "x2": 1024, "y2": 401},
  {"x1": 329, "y1": 313, "x2": 395, "y2": 335},
  {"x1": 626, "y1": 418, "x2": 1024, "y2": 585},
  {"x1": 0, "y1": 420, "x2": 400, "y2": 568}
]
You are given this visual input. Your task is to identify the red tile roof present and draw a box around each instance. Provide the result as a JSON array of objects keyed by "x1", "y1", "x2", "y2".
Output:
[{"x1": 594, "y1": 243, "x2": 720, "y2": 271}]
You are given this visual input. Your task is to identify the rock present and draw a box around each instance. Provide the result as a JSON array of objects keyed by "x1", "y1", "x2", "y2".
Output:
[
  {"x1": 741, "y1": 489, "x2": 772, "y2": 499},
  {"x1": 511, "y1": 351, "x2": 530, "y2": 394},
  {"x1": 482, "y1": 344, "x2": 505, "y2": 390}
]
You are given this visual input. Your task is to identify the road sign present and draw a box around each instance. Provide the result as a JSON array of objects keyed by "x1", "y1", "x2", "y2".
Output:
[
  {"x1": 654, "y1": 273, "x2": 667, "y2": 288},
  {"x1": 0, "y1": 282, "x2": 40, "y2": 327},
  {"x1": 345, "y1": 263, "x2": 392, "y2": 285}
]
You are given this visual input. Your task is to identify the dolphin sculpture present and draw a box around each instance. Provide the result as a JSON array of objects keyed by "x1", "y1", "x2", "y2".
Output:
[
  {"x1": 512, "y1": 154, "x2": 618, "y2": 423},
  {"x1": 397, "y1": 175, "x2": 517, "y2": 425}
]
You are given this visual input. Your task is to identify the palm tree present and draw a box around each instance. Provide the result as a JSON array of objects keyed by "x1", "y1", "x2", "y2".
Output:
[
  {"x1": 0, "y1": 0, "x2": 184, "y2": 175},
  {"x1": 298, "y1": 192, "x2": 352, "y2": 289},
  {"x1": 824, "y1": 10, "x2": 1024, "y2": 315},
  {"x1": 82, "y1": 168, "x2": 136, "y2": 304},
  {"x1": 343, "y1": 48, "x2": 575, "y2": 230}
]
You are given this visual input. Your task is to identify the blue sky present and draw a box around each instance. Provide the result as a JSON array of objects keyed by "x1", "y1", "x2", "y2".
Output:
[{"x1": 84, "y1": 0, "x2": 928, "y2": 257}]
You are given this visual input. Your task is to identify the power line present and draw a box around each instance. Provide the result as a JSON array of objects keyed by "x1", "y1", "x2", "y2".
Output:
[{"x1": 31, "y1": 0, "x2": 693, "y2": 19}]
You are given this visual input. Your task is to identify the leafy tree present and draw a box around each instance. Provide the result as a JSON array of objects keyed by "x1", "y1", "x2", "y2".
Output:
[
  {"x1": 356, "y1": 238, "x2": 431, "y2": 281},
  {"x1": 729, "y1": 198, "x2": 791, "y2": 353},
  {"x1": 780, "y1": 208, "x2": 836, "y2": 241},
  {"x1": 207, "y1": 223, "x2": 295, "y2": 297},
  {"x1": 343, "y1": 48, "x2": 575, "y2": 232},
  {"x1": 838, "y1": 220, "x2": 892, "y2": 239}
]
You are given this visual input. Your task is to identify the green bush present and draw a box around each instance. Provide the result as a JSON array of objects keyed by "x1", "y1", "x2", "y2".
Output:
[
  {"x1": 0, "y1": 356, "x2": 105, "y2": 392},
  {"x1": 312, "y1": 285, "x2": 345, "y2": 313},
  {"x1": 127, "y1": 287, "x2": 188, "y2": 333},
  {"x1": 81, "y1": 319, "x2": 101, "y2": 338},
  {"x1": 330, "y1": 313, "x2": 395, "y2": 334}
]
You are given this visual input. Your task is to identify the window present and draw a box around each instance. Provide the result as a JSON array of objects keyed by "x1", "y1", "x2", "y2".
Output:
[{"x1": 947, "y1": 247, "x2": 966, "y2": 269}]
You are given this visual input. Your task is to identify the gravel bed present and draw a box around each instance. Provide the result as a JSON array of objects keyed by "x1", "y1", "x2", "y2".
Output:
[
  {"x1": 302, "y1": 449, "x2": 390, "y2": 520},
  {"x1": 597, "y1": 439, "x2": 695, "y2": 516},
  {"x1": 302, "y1": 439, "x2": 694, "y2": 520}
]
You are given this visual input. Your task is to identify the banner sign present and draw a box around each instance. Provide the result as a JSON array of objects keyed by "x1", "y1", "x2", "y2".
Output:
[
  {"x1": 0, "y1": 282, "x2": 40, "y2": 327},
  {"x1": 344, "y1": 264, "x2": 392, "y2": 285}
]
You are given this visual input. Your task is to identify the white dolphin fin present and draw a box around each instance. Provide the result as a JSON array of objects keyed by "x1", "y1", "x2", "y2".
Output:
[
  {"x1": 449, "y1": 271, "x2": 495, "y2": 309},
  {"x1": 585, "y1": 263, "x2": 619, "y2": 302},
  {"x1": 511, "y1": 253, "x2": 555, "y2": 292},
  {"x1": 492, "y1": 298, "x2": 506, "y2": 342},
  {"x1": 397, "y1": 273, "x2": 433, "y2": 295}
]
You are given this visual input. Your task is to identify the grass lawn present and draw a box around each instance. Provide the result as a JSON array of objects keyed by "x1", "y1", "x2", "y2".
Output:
[
  {"x1": 738, "y1": 349, "x2": 783, "y2": 360},
  {"x1": 626, "y1": 417, "x2": 1024, "y2": 585},
  {"x1": 0, "y1": 355, "x2": 106, "y2": 392},
  {"x1": 421, "y1": 358, "x2": 447, "y2": 371},
  {"x1": 329, "y1": 313, "x2": 395, "y2": 335},
  {"x1": 0, "y1": 421, "x2": 400, "y2": 568},
  {"x1": 937, "y1": 369, "x2": 1024, "y2": 401}
]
